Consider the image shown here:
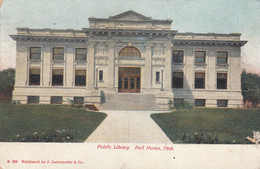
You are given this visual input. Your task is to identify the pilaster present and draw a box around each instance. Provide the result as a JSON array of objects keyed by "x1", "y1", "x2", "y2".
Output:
[
  {"x1": 87, "y1": 41, "x2": 95, "y2": 87},
  {"x1": 107, "y1": 41, "x2": 115, "y2": 88},
  {"x1": 164, "y1": 44, "x2": 173, "y2": 89},
  {"x1": 42, "y1": 46, "x2": 51, "y2": 86},
  {"x1": 144, "y1": 43, "x2": 152, "y2": 90},
  {"x1": 207, "y1": 49, "x2": 216, "y2": 89},
  {"x1": 66, "y1": 47, "x2": 74, "y2": 87}
]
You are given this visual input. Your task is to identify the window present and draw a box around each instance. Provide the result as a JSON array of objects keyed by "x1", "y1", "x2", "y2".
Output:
[
  {"x1": 29, "y1": 69, "x2": 40, "y2": 85},
  {"x1": 195, "y1": 51, "x2": 206, "y2": 63},
  {"x1": 195, "y1": 99, "x2": 206, "y2": 107},
  {"x1": 30, "y1": 47, "x2": 41, "y2": 60},
  {"x1": 75, "y1": 70, "x2": 86, "y2": 86},
  {"x1": 217, "y1": 100, "x2": 228, "y2": 107},
  {"x1": 74, "y1": 97, "x2": 84, "y2": 104},
  {"x1": 27, "y1": 96, "x2": 39, "y2": 104},
  {"x1": 217, "y1": 73, "x2": 227, "y2": 89},
  {"x1": 156, "y1": 72, "x2": 160, "y2": 83},
  {"x1": 119, "y1": 46, "x2": 141, "y2": 57},
  {"x1": 217, "y1": 51, "x2": 228, "y2": 64},
  {"x1": 53, "y1": 47, "x2": 64, "y2": 60},
  {"x1": 99, "y1": 70, "x2": 103, "y2": 81},
  {"x1": 172, "y1": 50, "x2": 184, "y2": 63},
  {"x1": 76, "y1": 48, "x2": 87, "y2": 61},
  {"x1": 51, "y1": 96, "x2": 62, "y2": 104},
  {"x1": 52, "y1": 69, "x2": 63, "y2": 86},
  {"x1": 172, "y1": 72, "x2": 183, "y2": 88},
  {"x1": 195, "y1": 72, "x2": 205, "y2": 89}
]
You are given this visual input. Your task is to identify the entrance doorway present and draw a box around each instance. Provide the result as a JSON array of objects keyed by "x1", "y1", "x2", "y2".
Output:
[{"x1": 118, "y1": 67, "x2": 141, "y2": 93}]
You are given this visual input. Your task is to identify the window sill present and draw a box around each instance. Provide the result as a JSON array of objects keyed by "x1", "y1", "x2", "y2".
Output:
[
  {"x1": 99, "y1": 80, "x2": 104, "y2": 83},
  {"x1": 155, "y1": 81, "x2": 160, "y2": 84}
]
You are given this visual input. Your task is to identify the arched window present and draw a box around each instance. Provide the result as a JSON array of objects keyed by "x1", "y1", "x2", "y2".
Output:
[{"x1": 119, "y1": 46, "x2": 141, "y2": 57}]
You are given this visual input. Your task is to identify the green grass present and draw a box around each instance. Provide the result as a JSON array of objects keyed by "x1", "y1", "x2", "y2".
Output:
[
  {"x1": 0, "y1": 103, "x2": 107, "y2": 142},
  {"x1": 151, "y1": 108, "x2": 260, "y2": 144}
]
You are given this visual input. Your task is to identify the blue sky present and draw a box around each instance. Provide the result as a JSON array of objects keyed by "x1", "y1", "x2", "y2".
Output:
[{"x1": 0, "y1": 0, "x2": 259, "y2": 73}]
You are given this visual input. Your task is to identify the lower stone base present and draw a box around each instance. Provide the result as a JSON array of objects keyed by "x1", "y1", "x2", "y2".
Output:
[{"x1": 12, "y1": 86, "x2": 244, "y2": 109}]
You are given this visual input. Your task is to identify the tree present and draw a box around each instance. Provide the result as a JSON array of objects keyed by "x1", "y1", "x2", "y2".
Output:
[
  {"x1": 241, "y1": 71, "x2": 260, "y2": 108},
  {"x1": 0, "y1": 68, "x2": 15, "y2": 97}
]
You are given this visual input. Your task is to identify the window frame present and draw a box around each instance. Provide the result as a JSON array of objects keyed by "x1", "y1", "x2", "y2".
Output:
[
  {"x1": 195, "y1": 99, "x2": 206, "y2": 107},
  {"x1": 75, "y1": 48, "x2": 87, "y2": 61},
  {"x1": 27, "y1": 96, "x2": 40, "y2": 104},
  {"x1": 195, "y1": 51, "x2": 206, "y2": 64},
  {"x1": 99, "y1": 70, "x2": 103, "y2": 82},
  {"x1": 75, "y1": 69, "x2": 86, "y2": 87},
  {"x1": 119, "y1": 46, "x2": 141, "y2": 57},
  {"x1": 52, "y1": 69, "x2": 64, "y2": 86},
  {"x1": 195, "y1": 72, "x2": 205, "y2": 89},
  {"x1": 172, "y1": 72, "x2": 184, "y2": 89},
  {"x1": 217, "y1": 73, "x2": 228, "y2": 89},
  {"x1": 29, "y1": 68, "x2": 41, "y2": 86},
  {"x1": 217, "y1": 51, "x2": 228, "y2": 65},
  {"x1": 74, "y1": 97, "x2": 84, "y2": 105},
  {"x1": 172, "y1": 50, "x2": 184, "y2": 63},
  {"x1": 53, "y1": 47, "x2": 65, "y2": 61},
  {"x1": 217, "y1": 100, "x2": 228, "y2": 107},
  {"x1": 29, "y1": 47, "x2": 42, "y2": 60},
  {"x1": 155, "y1": 71, "x2": 160, "y2": 83},
  {"x1": 51, "y1": 96, "x2": 63, "y2": 104}
]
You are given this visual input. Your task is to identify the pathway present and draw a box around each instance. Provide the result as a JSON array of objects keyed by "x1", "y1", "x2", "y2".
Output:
[{"x1": 85, "y1": 110, "x2": 172, "y2": 143}]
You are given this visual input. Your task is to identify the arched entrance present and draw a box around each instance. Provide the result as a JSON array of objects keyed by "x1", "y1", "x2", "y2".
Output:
[{"x1": 118, "y1": 46, "x2": 141, "y2": 93}]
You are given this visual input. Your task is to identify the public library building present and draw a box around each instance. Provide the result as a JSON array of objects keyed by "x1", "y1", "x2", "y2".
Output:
[{"x1": 10, "y1": 10, "x2": 247, "y2": 110}]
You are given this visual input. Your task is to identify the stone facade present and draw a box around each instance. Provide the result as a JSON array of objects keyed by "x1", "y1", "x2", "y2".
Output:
[{"x1": 10, "y1": 10, "x2": 247, "y2": 109}]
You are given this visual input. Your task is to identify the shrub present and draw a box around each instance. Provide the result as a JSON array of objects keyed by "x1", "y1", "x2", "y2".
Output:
[
  {"x1": 12, "y1": 129, "x2": 75, "y2": 142},
  {"x1": 169, "y1": 99, "x2": 193, "y2": 111},
  {"x1": 181, "y1": 132, "x2": 220, "y2": 144}
]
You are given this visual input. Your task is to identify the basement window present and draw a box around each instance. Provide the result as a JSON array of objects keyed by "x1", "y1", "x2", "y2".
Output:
[
  {"x1": 195, "y1": 99, "x2": 206, "y2": 107},
  {"x1": 217, "y1": 100, "x2": 228, "y2": 107},
  {"x1": 51, "y1": 96, "x2": 63, "y2": 104},
  {"x1": 74, "y1": 97, "x2": 84, "y2": 104},
  {"x1": 27, "y1": 96, "x2": 39, "y2": 104}
]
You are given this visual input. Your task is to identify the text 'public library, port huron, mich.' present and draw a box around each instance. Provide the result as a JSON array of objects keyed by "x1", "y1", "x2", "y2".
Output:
[{"x1": 10, "y1": 10, "x2": 247, "y2": 110}]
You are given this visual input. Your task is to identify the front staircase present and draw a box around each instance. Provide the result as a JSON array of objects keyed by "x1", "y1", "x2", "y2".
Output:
[{"x1": 99, "y1": 93, "x2": 164, "y2": 111}]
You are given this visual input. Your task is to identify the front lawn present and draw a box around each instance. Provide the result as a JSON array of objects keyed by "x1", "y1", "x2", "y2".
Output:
[
  {"x1": 151, "y1": 108, "x2": 260, "y2": 144},
  {"x1": 0, "y1": 103, "x2": 107, "y2": 142}
]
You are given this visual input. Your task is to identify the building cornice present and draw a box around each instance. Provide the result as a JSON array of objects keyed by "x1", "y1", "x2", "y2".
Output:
[
  {"x1": 173, "y1": 39, "x2": 247, "y2": 47},
  {"x1": 83, "y1": 28, "x2": 177, "y2": 38},
  {"x1": 9, "y1": 35, "x2": 87, "y2": 42}
]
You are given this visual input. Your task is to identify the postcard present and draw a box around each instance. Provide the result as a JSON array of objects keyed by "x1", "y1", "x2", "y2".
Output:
[{"x1": 0, "y1": 0, "x2": 260, "y2": 169}]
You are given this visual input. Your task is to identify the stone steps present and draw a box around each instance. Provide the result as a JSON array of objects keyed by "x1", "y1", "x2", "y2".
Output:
[{"x1": 99, "y1": 93, "x2": 164, "y2": 111}]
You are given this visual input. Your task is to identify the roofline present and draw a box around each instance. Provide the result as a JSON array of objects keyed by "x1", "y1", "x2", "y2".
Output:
[{"x1": 88, "y1": 17, "x2": 173, "y2": 24}]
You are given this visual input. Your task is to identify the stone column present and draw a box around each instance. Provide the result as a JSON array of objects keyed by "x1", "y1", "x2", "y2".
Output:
[
  {"x1": 66, "y1": 47, "x2": 74, "y2": 87},
  {"x1": 185, "y1": 48, "x2": 194, "y2": 90},
  {"x1": 207, "y1": 49, "x2": 216, "y2": 90},
  {"x1": 164, "y1": 44, "x2": 173, "y2": 90},
  {"x1": 87, "y1": 41, "x2": 95, "y2": 88},
  {"x1": 230, "y1": 49, "x2": 241, "y2": 91},
  {"x1": 42, "y1": 46, "x2": 51, "y2": 86},
  {"x1": 15, "y1": 43, "x2": 28, "y2": 86},
  {"x1": 143, "y1": 43, "x2": 152, "y2": 91},
  {"x1": 107, "y1": 41, "x2": 115, "y2": 89}
]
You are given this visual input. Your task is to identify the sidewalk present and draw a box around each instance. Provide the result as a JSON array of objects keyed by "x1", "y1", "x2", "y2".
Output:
[{"x1": 85, "y1": 110, "x2": 172, "y2": 143}]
